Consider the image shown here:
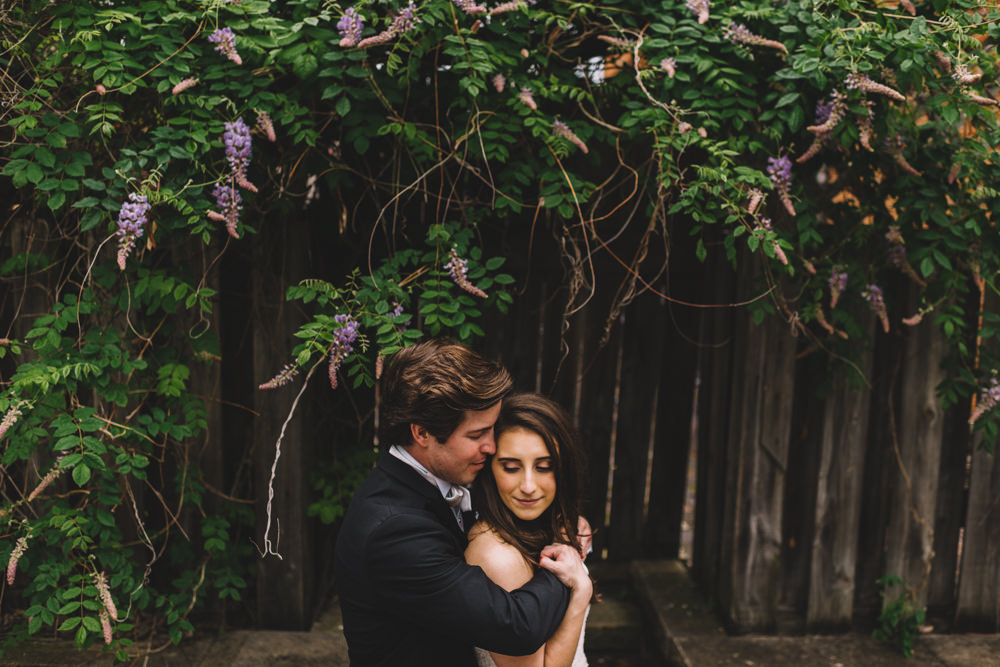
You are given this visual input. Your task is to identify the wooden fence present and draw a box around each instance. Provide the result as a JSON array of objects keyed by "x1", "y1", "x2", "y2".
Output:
[{"x1": 6, "y1": 208, "x2": 998, "y2": 635}]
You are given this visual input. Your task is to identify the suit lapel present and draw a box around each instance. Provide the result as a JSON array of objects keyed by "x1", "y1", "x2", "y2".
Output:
[{"x1": 378, "y1": 451, "x2": 468, "y2": 544}]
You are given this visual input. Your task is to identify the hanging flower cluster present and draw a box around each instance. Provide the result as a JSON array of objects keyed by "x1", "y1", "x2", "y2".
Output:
[
  {"x1": 952, "y1": 63, "x2": 981, "y2": 84},
  {"x1": 171, "y1": 77, "x2": 198, "y2": 95},
  {"x1": 845, "y1": 72, "x2": 905, "y2": 102},
  {"x1": 357, "y1": 2, "x2": 418, "y2": 48},
  {"x1": 493, "y1": 74, "x2": 506, "y2": 92},
  {"x1": 445, "y1": 247, "x2": 488, "y2": 298},
  {"x1": 259, "y1": 363, "x2": 299, "y2": 390},
  {"x1": 887, "y1": 135, "x2": 922, "y2": 177},
  {"x1": 660, "y1": 58, "x2": 677, "y2": 78},
  {"x1": 376, "y1": 302, "x2": 407, "y2": 380},
  {"x1": 116, "y1": 192, "x2": 150, "y2": 270},
  {"x1": 756, "y1": 217, "x2": 788, "y2": 265},
  {"x1": 453, "y1": 0, "x2": 487, "y2": 14},
  {"x1": 27, "y1": 457, "x2": 65, "y2": 502},
  {"x1": 857, "y1": 99, "x2": 874, "y2": 151},
  {"x1": 686, "y1": 0, "x2": 709, "y2": 24},
  {"x1": 6, "y1": 534, "x2": 29, "y2": 584},
  {"x1": 553, "y1": 120, "x2": 588, "y2": 153},
  {"x1": 328, "y1": 314, "x2": 361, "y2": 389},
  {"x1": 519, "y1": 87, "x2": 537, "y2": 111},
  {"x1": 256, "y1": 110, "x2": 277, "y2": 143},
  {"x1": 224, "y1": 118, "x2": 256, "y2": 192},
  {"x1": 829, "y1": 265, "x2": 847, "y2": 309},
  {"x1": 970, "y1": 378, "x2": 1000, "y2": 425},
  {"x1": 208, "y1": 27, "x2": 242, "y2": 65},
  {"x1": 491, "y1": 0, "x2": 527, "y2": 16},
  {"x1": 766, "y1": 156, "x2": 795, "y2": 216},
  {"x1": 724, "y1": 23, "x2": 788, "y2": 53},
  {"x1": 94, "y1": 571, "x2": 118, "y2": 621},
  {"x1": 862, "y1": 284, "x2": 890, "y2": 333},
  {"x1": 338, "y1": 8, "x2": 364, "y2": 47},
  {"x1": 209, "y1": 182, "x2": 242, "y2": 238}
]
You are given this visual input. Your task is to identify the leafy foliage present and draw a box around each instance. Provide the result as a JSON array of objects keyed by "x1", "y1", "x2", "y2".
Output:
[
  {"x1": 873, "y1": 574, "x2": 927, "y2": 658},
  {"x1": 2, "y1": 0, "x2": 1000, "y2": 657}
]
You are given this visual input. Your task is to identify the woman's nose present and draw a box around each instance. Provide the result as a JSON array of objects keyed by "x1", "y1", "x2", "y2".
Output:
[{"x1": 520, "y1": 471, "x2": 536, "y2": 494}]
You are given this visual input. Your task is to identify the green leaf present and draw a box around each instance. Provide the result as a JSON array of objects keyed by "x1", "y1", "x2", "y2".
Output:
[
  {"x1": 58, "y1": 617, "x2": 82, "y2": 631},
  {"x1": 72, "y1": 464, "x2": 92, "y2": 486}
]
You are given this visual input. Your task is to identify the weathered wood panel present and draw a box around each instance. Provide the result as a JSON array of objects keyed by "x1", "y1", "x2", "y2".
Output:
[
  {"x1": 806, "y1": 316, "x2": 875, "y2": 630},
  {"x1": 252, "y1": 218, "x2": 315, "y2": 631},
  {"x1": 955, "y1": 433, "x2": 1000, "y2": 631},
  {"x1": 691, "y1": 246, "x2": 736, "y2": 603},
  {"x1": 882, "y1": 317, "x2": 947, "y2": 610},
  {"x1": 719, "y1": 261, "x2": 798, "y2": 633}
]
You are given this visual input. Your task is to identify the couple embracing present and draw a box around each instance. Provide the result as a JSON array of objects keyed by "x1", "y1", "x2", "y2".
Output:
[{"x1": 335, "y1": 339, "x2": 593, "y2": 666}]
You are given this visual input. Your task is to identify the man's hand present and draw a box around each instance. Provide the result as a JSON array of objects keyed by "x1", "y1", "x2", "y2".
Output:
[
  {"x1": 577, "y1": 516, "x2": 593, "y2": 560},
  {"x1": 539, "y1": 544, "x2": 591, "y2": 595}
]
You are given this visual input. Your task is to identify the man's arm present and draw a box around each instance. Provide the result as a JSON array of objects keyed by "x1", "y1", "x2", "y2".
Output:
[{"x1": 366, "y1": 513, "x2": 570, "y2": 655}]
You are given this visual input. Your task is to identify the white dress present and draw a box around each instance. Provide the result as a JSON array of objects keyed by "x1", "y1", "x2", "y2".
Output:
[{"x1": 473, "y1": 606, "x2": 589, "y2": 666}]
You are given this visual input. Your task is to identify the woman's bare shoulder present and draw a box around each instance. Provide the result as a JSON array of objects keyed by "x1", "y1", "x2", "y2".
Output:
[{"x1": 464, "y1": 522, "x2": 533, "y2": 591}]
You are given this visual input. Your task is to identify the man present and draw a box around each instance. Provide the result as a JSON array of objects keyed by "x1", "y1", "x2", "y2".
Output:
[{"x1": 335, "y1": 339, "x2": 585, "y2": 665}]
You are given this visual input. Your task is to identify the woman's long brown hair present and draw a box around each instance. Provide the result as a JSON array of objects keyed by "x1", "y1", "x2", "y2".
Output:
[{"x1": 472, "y1": 393, "x2": 587, "y2": 567}]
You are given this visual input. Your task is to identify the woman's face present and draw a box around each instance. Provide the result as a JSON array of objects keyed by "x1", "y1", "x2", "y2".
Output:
[{"x1": 492, "y1": 426, "x2": 557, "y2": 521}]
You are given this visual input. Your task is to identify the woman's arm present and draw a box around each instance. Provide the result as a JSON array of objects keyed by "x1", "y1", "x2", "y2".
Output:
[{"x1": 465, "y1": 530, "x2": 591, "y2": 667}]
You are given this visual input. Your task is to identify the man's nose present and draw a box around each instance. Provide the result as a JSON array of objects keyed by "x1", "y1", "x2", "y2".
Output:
[{"x1": 481, "y1": 433, "x2": 496, "y2": 455}]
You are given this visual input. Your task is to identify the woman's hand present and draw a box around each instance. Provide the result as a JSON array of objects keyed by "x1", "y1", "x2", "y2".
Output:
[{"x1": 538, "y1": 544, "x2": 592, "y2": 597}]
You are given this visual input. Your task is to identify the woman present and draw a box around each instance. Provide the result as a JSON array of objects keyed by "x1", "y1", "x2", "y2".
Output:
[{"x1": 466, "y1": 393, "x2": 592, "y2": 667}]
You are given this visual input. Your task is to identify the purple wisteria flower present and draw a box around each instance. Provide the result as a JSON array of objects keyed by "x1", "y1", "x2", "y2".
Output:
[
  {"x1": 553, "y1": 120, "x2": 588, "y2": 154},
  {"x1": 211, "y1": 180, "x2": 243, "y2": 238},
  {"x1": 100, "y1": 610, "x2": 112, "y2": 645},
  {"x1": 685, "y1": 0, "x2": 709, "y2": 24},
  {"x1": 94, "y1": 572, "x2": 118, "y2": 621},
  {"x1": 0, "y1": 401, "x2": 23, "y2": 440},
  {"x1": 857, "y1": 99, "x2": 874, "y2": 151},
  {"x1": 454, "y1": 0, "x2": 487, "y2": 15},
  {"x1": 519, "y1": 87, "x2": 537, "y2": 111},
  {"x1": 490, "y1": 0, "x2": 525, "y2": 15},
  {"x1": 27, "y1": 457, "x2": 65, "y2": 502},
  {"x1": 338, "y1": 8, "x2": 364, "y2": 47},
  {"x1": 259, "y1": 363, "x2": 299, "y2": 390},
  {"x1": 952, "y1": 63, "x2": 981, "y2": 84},
  {"x1": 829, "y1": 265, "x2": 847, "y2": 309},
  {"x1": 6, "y1": 534, "x2": 29, "y2": 585},
  {"x1": 862, "y1": 284, "x2": 890, "y2": 333},
  {"x1": 208, "y1": 27, "x2": 242, "y2": 65},
  {"x1": 660, "y1": 58, "x2": 676, "y2": 78},
  {"x1": 256, "y1": 110, "x2": 276, "y2": 142},
  {"x1": 223, "y1": 117, "x2": 256, "y2": 191},
  {"x1": 845, "y1": 72, "x2": 904, "y2": 102},
  {"x1": 445, "y1": 247, "x2": 488, "y2": 299},
  {"x1": 970, "y1": 378, "x2": 1000, "y2": 425},
  {"x1": 328, "y1": 314, "x2": 361, "y2": 389},
  {"x1": 171, "y1": 77, "x2": 198, "y2": 95},
  {"x1": 493, "y1": 74, "x2": 506, "y2": 92},
  {"x1": 116, "y1": 192, "x2": 150, "y2": 270},
  {"x1": 357, "y1": 1, "x2": 419, "y2": 48},
  {"x1": 724, "y1": 23, "x2": 788, "y2": 53},
  {"x1": 755, "y1": 217, "x2": 787, "y2": 265},
  {"x1": 746, "y1": 188, "x2": 764, "y2": 215},
  {"x1": 766, "y1": 156, "x2": 795, "y2": 216},
  {"x1": 886, "y1": 135, "x2": 922, "y2": 177}
]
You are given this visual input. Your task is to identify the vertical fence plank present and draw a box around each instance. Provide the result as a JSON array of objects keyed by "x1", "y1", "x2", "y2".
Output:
[
  {"x1": 718, "y1": 263, "x2": 798, "y2": 633},
  {"x1": 806, "y1": 317, "x2": 875, "y2": 630},
  {"x1": 644, "y1": 289, "x2": 699, "y2": 557},
  {"x1": 691, "y1": 247, "x2": 736, "y2": 602},
  {"x1": 955, "y1": 434, "x2": 1000, "y2": 631},
  {"x1": 252, "y1": 220, "x2": 314, "y2": 630},
  {"x1": 882, "y1": 318, "x2": 947, "y2": 609},
  {"x1": 607, "y1": 291, "x2": 666, "y2": 559}
]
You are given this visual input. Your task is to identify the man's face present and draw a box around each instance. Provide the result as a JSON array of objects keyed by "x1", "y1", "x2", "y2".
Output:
[{"x1": 420, "y1": 403, "x2": 501, "y2": 486}]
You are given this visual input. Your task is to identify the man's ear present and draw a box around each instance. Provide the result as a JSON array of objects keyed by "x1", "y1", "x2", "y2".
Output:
[{"x1": 410, "y1": 423, "x2": 433, "y2": 449}]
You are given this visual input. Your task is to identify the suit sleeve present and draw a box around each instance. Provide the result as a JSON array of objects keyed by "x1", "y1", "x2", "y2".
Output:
[{"x1": 365, "y1": 512, "x2": 570, "y2": 656}]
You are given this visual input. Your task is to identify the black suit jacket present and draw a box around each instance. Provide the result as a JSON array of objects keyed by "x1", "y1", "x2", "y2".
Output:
[{"x1": 335, "y1": 450, "x2": 570, "y2": 666}]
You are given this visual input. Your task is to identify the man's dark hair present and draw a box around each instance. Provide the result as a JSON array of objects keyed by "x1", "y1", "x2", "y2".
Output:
[{"x1": 380, "y1": 338, "x2": 513, "y2": 446}]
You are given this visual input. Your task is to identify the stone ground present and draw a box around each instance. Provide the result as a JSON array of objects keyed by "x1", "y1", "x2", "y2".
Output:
[{"x1": 3, "y1": 560, "x2": 998, "y2": 666}]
